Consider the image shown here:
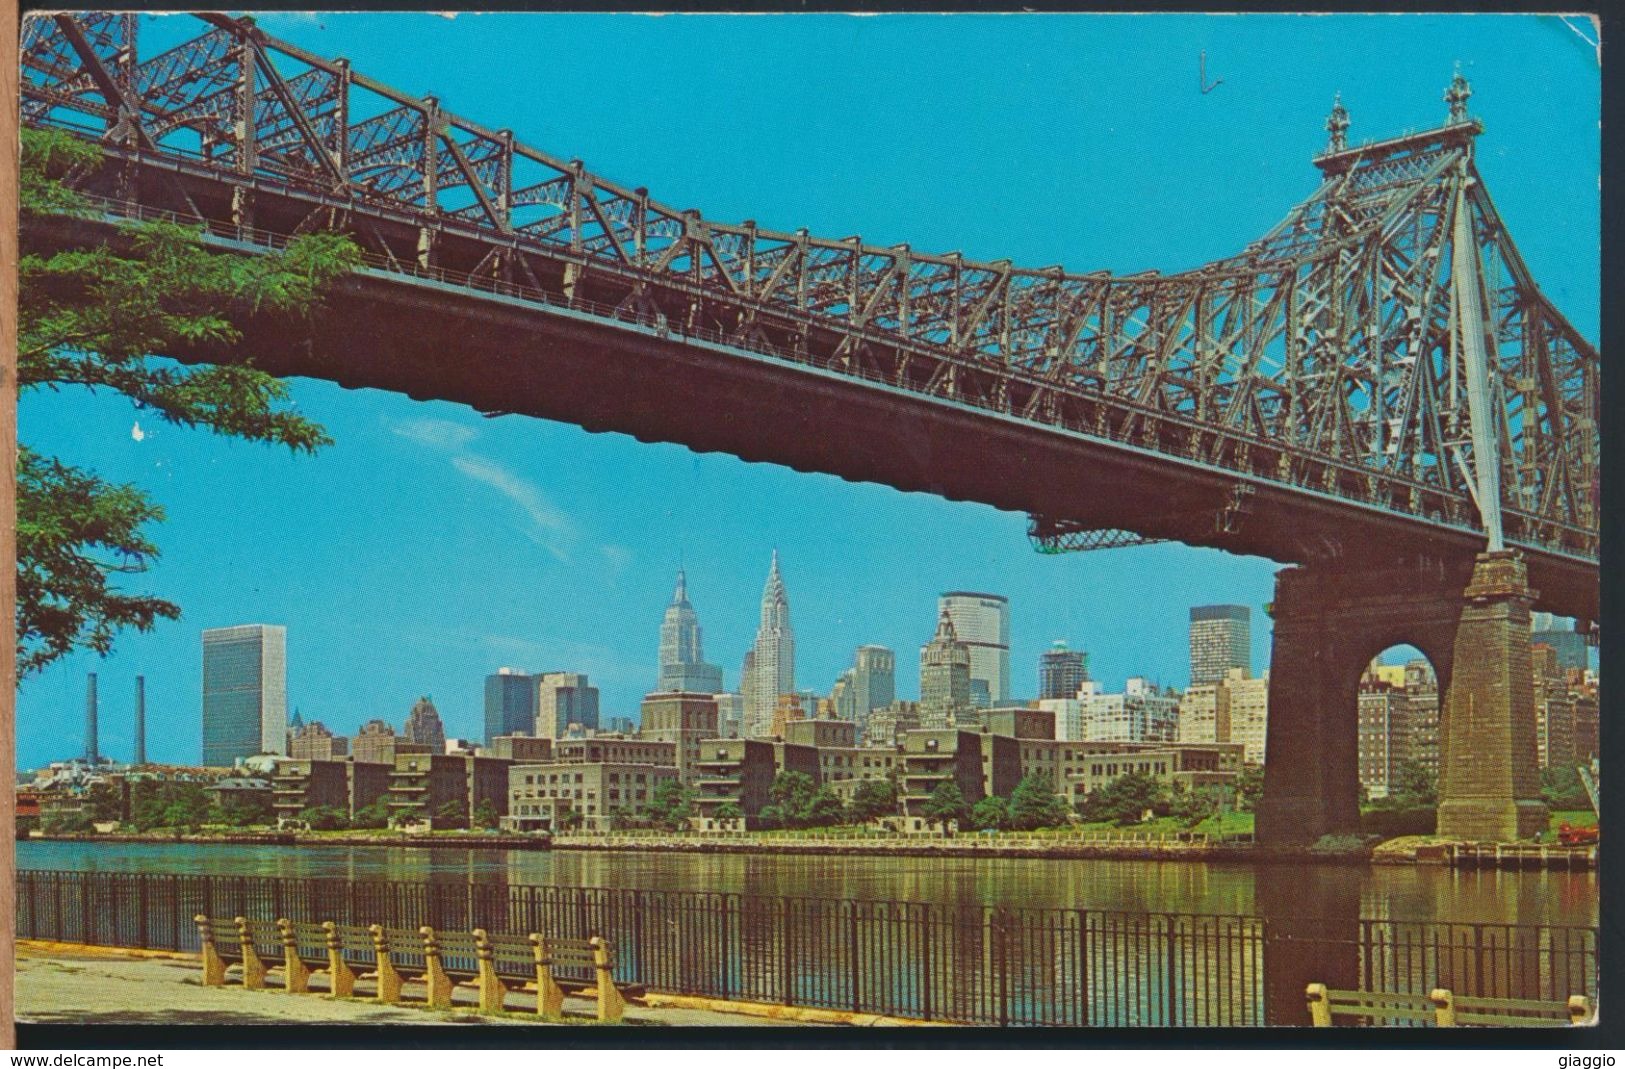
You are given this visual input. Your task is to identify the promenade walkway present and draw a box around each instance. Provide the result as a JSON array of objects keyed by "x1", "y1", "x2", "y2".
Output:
[{"x1": 15, "y1": 943, "x2": 821, "y2": 1028}]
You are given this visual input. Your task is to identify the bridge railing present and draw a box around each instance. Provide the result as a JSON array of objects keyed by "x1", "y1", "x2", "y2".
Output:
[{"x1": 58, "y1": 189, "x2": 1596, "y2": 561}]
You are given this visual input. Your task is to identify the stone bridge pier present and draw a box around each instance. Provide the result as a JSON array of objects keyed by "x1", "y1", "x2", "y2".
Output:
[{"x1": 1255, "y1": 550, "x2": 1547, "y2": 846}]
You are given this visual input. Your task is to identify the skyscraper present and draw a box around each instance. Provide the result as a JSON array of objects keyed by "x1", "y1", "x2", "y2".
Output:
[
  {"x1": 1189, "y1": 605, "x2": 1251, "y2": 686},
  {"x1": 84, "y1": 673, "x2": 99, "y2": 764},
  {"x1": 403, "y1": 696, "x2": 447, "y2": 752},
  {"x1": 484, "y1": 668, "x2": 535, "y2": 744},
  {"x1": 852, "y1": 645, "x2": 896, "y2": 726},
  {"x1": 535, "y1": 672, "x2": 600, "y2": 739},
  {"x1": 1039, "y1": 641, "x2": 1088, "y2": 700},
  {"x1": 656, "y1": 569, "x2": 725, "y2": 694},
  {"x1": 939, "y1": 592, "x2": 1009, "y2": 706},
  {"x1": 201, "y1": 624, "x2": 288, "y2": 766},
  {"x1": 132, "y1": 676, "x2": 146, "y2": 765},
  {"x1": 919, "y1": 607, "x2": 972, "y2": 729},
  {"x1": 742, "y1": 552, "x2": 795, "y2": 738}
]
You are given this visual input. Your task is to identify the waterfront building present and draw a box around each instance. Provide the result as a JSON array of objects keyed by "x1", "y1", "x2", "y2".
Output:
[
  {"x1": 692, "y1": 737, "x2": 819, "y2": 825},
  {"x1": 1189, "y1": 605, "x2": 1250, "y2": 686},
  {"x1": 638, "y1": 692, "x2": 720, "y2": 784},
  {"x1": 1532, "y1": 644, "x2": 1576, "y2": 770},
  {"x1": 1357, "y1": 677, "x2": 1411, "y2": 799},
  {"x1": 919, "y1": 608, "x2": 973, "y2": 729},
  {"x1": 535, "y1": 673, "x2": 600, "y2": 739},
  {"x1": 403, "y1": 696, "x2": 447, "y2": 752},
  {"x1": 1532, "y1": 622, "x2": 1590, "y2": 671},
  {"x1": 656, "y1": 569, "x2": 725, "y2": 694},
  {"x1": 939, "y1": 593, "x2": 1010, "y2": 706},
  {"x1": 352, "y1": 719, "x2": 410, "y2": 765},
  {"x1": 1039, "y1": 642, "x2": 1088, "y2": 701},
  {"x1": 486, "y1": 735, "x2": 554, "y2": 762},
  {"x1": 1178, "y1": 668, "x2": 1269, "y2": 765},
  {"x1": 385, "y1": 752, "x2": 510, "y2": 827},
  {"x1": 290, "y1": 720, "x2": 348, "y2": 761},
  {"x1": 742, "y1": 552, "x2": 795, "y2": 739},
  {"x1": 974, "y1": 707, "x2": 1056, "y2": 741},
  {"x1": 1068, "y1": 743, "x2": 1246, "y2": 804},
  {"x1": 506, "y1": 761, "x2": 678, "y2": 832},
  {"x1": 201, "y1": 624, "x2": 288, "y2": 766},
  {"x1": 1039, "y1": 697, "x2": 1084, "y2": 743},
  {"x1": 483, "y1": 669, "x2": 535, "y2": 745},
  {"x1": 271, "y1": 757, "x2": 389, "y2": 823},
  {"x1": 900, "y1": 729, "x2": 987, "y2": 819},
  {"x1": 204, "y1": 776, "x2": 273, "y2": 814},
  {"x1": 713, "y1": 693, "x2": 745, "y2": 739},
  {"x1": 866, "y1": 701, "x2": 921, "y2": 748},
  {"x1": 1403, "y1": 660, "x2": 1440, "y2": 778},
  {"x1": 1078, "y1": 679, "x2": 1180, "y2": 744}
]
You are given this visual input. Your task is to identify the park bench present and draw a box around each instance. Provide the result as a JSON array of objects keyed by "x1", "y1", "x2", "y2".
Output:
[
  {"x1": 275, "y1": 919, "x2": 334, "y2": 994},
  {"x1": 1307, "y1": 983, "x2": 1593, "y2": 1027},
  {"x1": 368, "y1": 925, "x2": 429, "y2": 1005},
  {"x1": 194, "y1": 915, "x2": 245, "y2": 988},
  {"x1": 419, "y1": 926, "x2": 637, "y2": 1021}
]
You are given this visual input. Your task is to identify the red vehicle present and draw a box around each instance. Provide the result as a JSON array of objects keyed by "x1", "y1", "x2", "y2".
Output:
[{"x1": 1557, "y1": 822, "x2": 1599, "y2": 847}]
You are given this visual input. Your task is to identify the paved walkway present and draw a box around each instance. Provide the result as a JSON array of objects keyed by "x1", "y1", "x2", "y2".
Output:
[{"x1": 15, "y1": 944, "x2": 805, "y2": 1028}]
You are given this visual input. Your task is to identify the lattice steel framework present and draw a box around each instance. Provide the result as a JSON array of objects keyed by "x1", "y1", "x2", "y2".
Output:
[{"x1": 21, "y1": 14, "x2": 1599, "y2": 563}]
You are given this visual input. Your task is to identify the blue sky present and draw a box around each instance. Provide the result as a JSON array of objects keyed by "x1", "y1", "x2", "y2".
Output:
[{"x1": 18, "y1": 13, "x2": 1598, "y2": 769}]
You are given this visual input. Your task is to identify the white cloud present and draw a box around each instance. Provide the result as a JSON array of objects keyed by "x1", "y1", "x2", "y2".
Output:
[
  {"x1": 450, "y1": 454, "x2": 576, "y2": 561},
  {"x1": 390, "y1": 417, "x2": 478, "y2": 451}
]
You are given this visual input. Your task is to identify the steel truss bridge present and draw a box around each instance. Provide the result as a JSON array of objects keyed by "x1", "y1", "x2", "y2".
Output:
[{"x1": 23, "y1": 13, "x2": 1600, "y2": 618}]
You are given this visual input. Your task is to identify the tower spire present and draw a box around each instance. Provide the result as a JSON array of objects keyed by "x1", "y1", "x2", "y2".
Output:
[
  {"x1": 1324, "y1": 92, "x2": 1349, "y2": 153},
  {"x1": 1445, "y1": 63, "x2": 1472, "y2": 125}
]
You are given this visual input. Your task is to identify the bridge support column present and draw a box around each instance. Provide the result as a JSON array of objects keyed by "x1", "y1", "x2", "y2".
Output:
[
  {"x1": 1436, "y1": 551, "x2": 1548, "y2": 841},
  {"x1": 1254, "y1": 565, "x2": 1364, "y2": 846}
]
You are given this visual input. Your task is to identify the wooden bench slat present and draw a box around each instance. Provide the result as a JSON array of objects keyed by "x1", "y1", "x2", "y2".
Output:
[{"x1": 1453, "y1": 996, "x2": 1577, "y2": 1014}]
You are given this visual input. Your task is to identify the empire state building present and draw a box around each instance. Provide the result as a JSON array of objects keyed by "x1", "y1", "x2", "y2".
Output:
[
  {"x1": 656, "y1": 569, "x2": 724, "y2": 694},
  {"x1": 742, "y1": 551, "x2": 795, "y2": 738}
]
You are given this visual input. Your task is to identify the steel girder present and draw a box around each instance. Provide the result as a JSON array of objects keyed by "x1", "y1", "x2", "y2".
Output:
[{"x1": 20, "y1": 12, "x2": 1599, "y2": 564}]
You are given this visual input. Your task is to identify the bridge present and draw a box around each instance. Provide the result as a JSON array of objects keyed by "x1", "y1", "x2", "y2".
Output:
[{"x1": 23, "y1": 13, "x2": 1600, "y2": 844}]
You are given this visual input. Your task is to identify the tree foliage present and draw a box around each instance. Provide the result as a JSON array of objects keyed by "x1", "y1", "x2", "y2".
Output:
[
  {"x1": 847, "y1": 778, "x2": 899, "y2": 823},
  {"x1": 1540, "y1": 765, "x2": 1591, "y2": 811},
  {"x1": 639, "y1": 781, "x2": 696, "y2": 831},
  {"x1": 17, "y1": 126, "x2": 359, "y2": 675},
  {"x1": 969, "y1": 794, "x2": 1009, "y2": 831},
  {"x1": 1008, "y1": 773, "x2": 1071, "y2": 831},
  {"x1": 298, "y1": 805, "x2": 350, "y2": 831},
  {"x1": 434, "y1": 800, "x2": 468, "y2": 830},
  {"x1": 921, "y1": 780, "x2": 969, "y2": 829},
  {"x1": 757, "y1": 771, "x2": 847, "y2": 830},
  {"x1": 472, "y1": 799, "x2": 500, "y2": 831},
  {"x1": 1077, "y1": 771, "x2": 1165, "y2": 826},
  {"x1": 1371, "y1": 759, "x2": 1438, "y2": 810},
  {"x1": 351, "y1": 800, "x2": 391, "y2": 829}
]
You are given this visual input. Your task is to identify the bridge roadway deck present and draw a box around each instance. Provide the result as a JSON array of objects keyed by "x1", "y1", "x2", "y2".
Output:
[{"x1": 39, "y1": 209, "x2": 1596, "y2": 619}]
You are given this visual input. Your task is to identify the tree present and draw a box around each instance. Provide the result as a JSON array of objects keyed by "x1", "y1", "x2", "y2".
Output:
[
  {"x1": 17, "y1": 127, "x2": 359, "y2": 676},
  {"x1": 1387, "y1": 759, "x2": 1437, "y2": 809},
  {"x1": 641, "y1": 780, "x2": 696, "y2": 830},
  {"x1": 84, "y1": 781, "x2": 123, "y2": 823},
  {"x1": 921, "y1": 780, "x2": 969, "y2": 830},
  {"x1": 847, "y1": 779, "x2": 899, "y2": 823},
  {"x1": 434, "y1": 800, "x2": 468, "y2": 830},
  {"x1": 1167, "y1": 782, "x2": 1219, "y2": 827},
  {"x1": 714, "y1": 802, "x2": 744, "y2": 821},
  {"x1": 1235, "y1": 766, "x2": 1265, "y2": 812},
  {"x1": 297, "y1": 805, "x2": 349, "y2": 831},
  {"x1": 1077, "y1": 771, "x2": 1165, "y2": 826},
  {"x1": 472, "y1": 799, "x2": 500, "y2": 831},
  {"x1": 969, "y1": 794, "x2": 1010, "y2": 832},
  {"x1": 351, "y1": 800, "x2": 391, "y2": 829},
  {"x1": 767, "y1": 771, "x2": 818, "y2": 828},
  {"x1": 1008, "y1": 774, "x2": 1071, "y2": 831},
  {"x1": 803, "y1": 785, "x2": 846, "y2": 829},
  {"x1": 1541, "y1": 765, "x2": 1591, "y2": 811}
]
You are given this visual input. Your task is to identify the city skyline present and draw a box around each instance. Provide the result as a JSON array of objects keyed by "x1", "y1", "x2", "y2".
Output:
[{"x1": 14, "y1": 13, "x2": 1594, "y2": 771}]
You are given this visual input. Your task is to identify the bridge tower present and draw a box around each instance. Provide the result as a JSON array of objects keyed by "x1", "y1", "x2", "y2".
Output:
[{"x1": 1256, "y1": 78, "x2": 1548, "y2": 846}]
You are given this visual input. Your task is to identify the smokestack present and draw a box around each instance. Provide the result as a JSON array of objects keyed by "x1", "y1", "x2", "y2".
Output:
[
  {"x1": 85, "y1": 673, "x2": 99, "y2": 764},
  {"x1": 133, "y1": 676, "x2": 146, "y2": 765}
]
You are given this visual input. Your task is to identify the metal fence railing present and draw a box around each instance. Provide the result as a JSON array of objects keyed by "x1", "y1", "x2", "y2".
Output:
[{"x1": 16, "y1": 869, "x2": 1596, "y2": 1027}]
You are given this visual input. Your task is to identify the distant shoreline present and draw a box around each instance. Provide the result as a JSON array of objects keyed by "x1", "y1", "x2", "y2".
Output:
[{"x1": 22, "y1": 831, "x2": 554, "y2": 851}]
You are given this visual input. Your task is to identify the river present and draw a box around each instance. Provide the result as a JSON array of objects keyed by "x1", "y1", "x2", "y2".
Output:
[{"x1": 17, "y1": 839, "x2": 1597, "y2": 927}]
